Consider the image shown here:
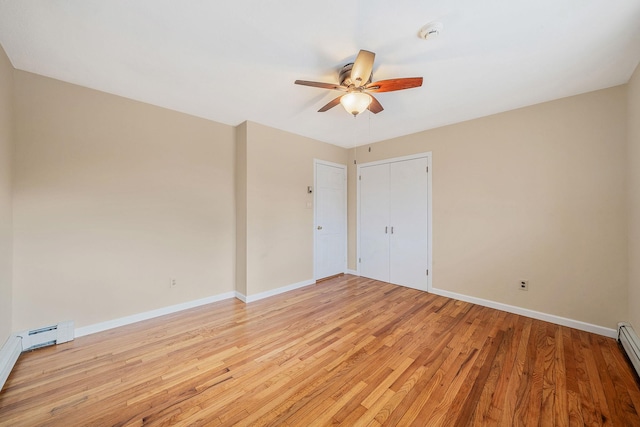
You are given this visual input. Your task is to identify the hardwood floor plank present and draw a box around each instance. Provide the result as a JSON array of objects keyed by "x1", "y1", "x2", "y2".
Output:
[
  {"x1": 414, "y1": 311, "x2": 500, "y2": 426},
  {"x1": 606, "y1": 339, "x2": 640, "y2": 414},
  {"x1": 497, "y1": 316, "x2": 533, "y2": 426},
  {"x1": 450, "y1": 330, "x2": 506, "y2": 427},
  {"x1": 361, "y1": 356, "x2": 414, "y2": 409},
  {"x1": 590, "y1": 334, "x2": 636, "y2": 426},
  {"x1": 571, "y1": 328, "x2": 603, "y2": 426},
  {"x1": 553, "y1": 326, "x2": 569, "y2": 426},
  {"x1": 599, "y1": 339, "x2": 640, "y2": 424},
  {"x1": 582, "y1": 331, "x2": 614, "y2": 425},
  {"x1": 471, "y1": 318, "x2": 519, "y2": 425},
  {"x1": 515, "y1": 320, "x2": 543, "y2": 425},
  {"x1": 372, "y1": 365, "x2": 429, "y2": 425},
  {"x1": 539, "y1": 324, "x2": 557, "y2": 423},
  {"x1": 1, "y1": 275, "x2": 639, "y2": 426}
]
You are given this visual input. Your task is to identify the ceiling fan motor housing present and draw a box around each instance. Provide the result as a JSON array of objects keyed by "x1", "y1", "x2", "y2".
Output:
[{"x1": 339, "y1": 63, "x2": 372, "y2": 88}]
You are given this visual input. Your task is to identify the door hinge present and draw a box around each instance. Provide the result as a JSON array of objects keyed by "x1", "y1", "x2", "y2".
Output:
[
  {"x1": 426, "y1": 166, "x2": 429, "y2": 173},
  {"x1": 359, "y1": 258, "x2": 361, "y2": 263},
  {"x1": 359, "y1": 175, "x2": 361, "y2": 181},
  {"x1": 426, "y1": 269, "x2": 429, "y2": 276}
]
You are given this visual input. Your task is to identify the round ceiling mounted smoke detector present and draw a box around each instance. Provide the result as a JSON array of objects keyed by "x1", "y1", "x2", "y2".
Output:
[{"x1": 418, "y1": 22, "x2": 443, "y2": 40}]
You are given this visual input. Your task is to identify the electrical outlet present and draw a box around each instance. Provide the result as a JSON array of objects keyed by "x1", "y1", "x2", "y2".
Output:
[
  {"x1": 170, "y1": 278, "x2": 177, "y2": 288},
  {"x1": 518, "y1": 280, "x2": 528, "y2": 291}
]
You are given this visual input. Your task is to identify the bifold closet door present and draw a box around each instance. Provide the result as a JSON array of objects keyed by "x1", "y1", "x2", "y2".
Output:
[
  {"x1": 359, "y1": 163, "x2": 389, "y2": 283},
  {"x1": 359, "y1": 157, "x2": 429, "y2": 290},
  {"x1": 389, "y1": 157, "x2": 428, "y2": 290}
]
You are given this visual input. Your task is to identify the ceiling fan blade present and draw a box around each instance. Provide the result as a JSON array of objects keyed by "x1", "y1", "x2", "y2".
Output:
[
  {"x1": 368, "y1": 95, "x2": 384, "y2": 114},
  {"x1": 365, "y1": 77, "x2": 423, "y2": 93},
  {"x1": 295, "y1": 80, "x2": 347, "y2": 91},
  {"x1": 318, "y1": 95, "x2": 343, "y2": 112},
  {"x1": 350, "y1": 50, "x2": 375, "y2": 87}
]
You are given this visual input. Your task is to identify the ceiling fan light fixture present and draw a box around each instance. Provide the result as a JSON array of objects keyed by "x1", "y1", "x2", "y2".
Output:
[{"x1": 340, "y1": 92, "x2": 372, "y2": 116}]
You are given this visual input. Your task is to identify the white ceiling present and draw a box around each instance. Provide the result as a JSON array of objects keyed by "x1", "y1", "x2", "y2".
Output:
[{"x1": 1, "y1": 1, "x2": 639, "y2": 148}]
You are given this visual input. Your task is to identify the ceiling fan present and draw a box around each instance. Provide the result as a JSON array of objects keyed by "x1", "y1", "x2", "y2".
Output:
[{"x1": 295, "y1": 50, "x2": 423, "y2": 117}]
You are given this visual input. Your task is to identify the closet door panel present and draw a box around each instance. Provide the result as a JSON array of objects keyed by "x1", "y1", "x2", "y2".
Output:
[
  {"x1": 389, "y1": 157, "x2": 428, "y2": 290},
  {"x1": 359, "y1": 163, "x2": 390, "y2": 282}
]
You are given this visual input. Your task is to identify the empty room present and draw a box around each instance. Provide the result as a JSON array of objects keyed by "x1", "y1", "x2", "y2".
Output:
[{"x1": 1, "y1": 1, "x2": 640, "y2": 425}]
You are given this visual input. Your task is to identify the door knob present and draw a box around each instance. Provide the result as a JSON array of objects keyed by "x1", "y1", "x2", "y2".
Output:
[{"x1": 317, "y1": 226, "x2": 323, "y2": 230}]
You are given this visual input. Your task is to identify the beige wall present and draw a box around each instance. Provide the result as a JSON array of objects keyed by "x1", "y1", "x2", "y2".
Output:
[
  {"x1": 2, "y1": 56, "x2": 635, "y2": 334},
  {"x1": 12, "y1": 71, "x2": 236, "y2": 331},
  {"x1": 243, "y1": 121, "x2": 347, "y2": 295},
  {"x1": 0, "y1": 44, "x2": 14, "y2": 340},
  {"x1": 349, "y1": 86, "x2": 628, "y2": 329},
  {"x1": 629, "y1": 63, "x2": 640, "y2": 330}
]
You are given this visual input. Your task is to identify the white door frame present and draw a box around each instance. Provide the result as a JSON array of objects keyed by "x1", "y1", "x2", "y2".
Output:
[
  {"x1": 313, "y1": 159, "x2": 347, "y2": 280},
  {"x1": 357, "y1": 152, "x2": 433, "y2": 291}
]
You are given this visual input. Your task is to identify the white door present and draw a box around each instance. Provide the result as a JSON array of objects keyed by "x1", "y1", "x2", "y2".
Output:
[
  {"x1": 389, "y1": 157, "x2": 429, "y2": 290},
  {"x1": 359, "y1": 163, "x2": 390, "y2": 282},
  {"x1": 314, "y1": 161, "x2": 347, "y2": 280}
]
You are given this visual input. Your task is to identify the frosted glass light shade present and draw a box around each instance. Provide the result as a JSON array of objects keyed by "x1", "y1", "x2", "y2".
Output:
[{"x1": 340, "y1": 92, "x2": 372, "y2": 116}]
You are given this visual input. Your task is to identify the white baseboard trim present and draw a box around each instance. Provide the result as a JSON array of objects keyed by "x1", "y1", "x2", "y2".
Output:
[
  {"x1": 0, "y1": 335, "x2": 23, "y2": 392},
  {"x1": 429, "y1": 287, "x2": 617, "y2": 338},
  {"x1": 75, "y1": 291, "x2": 236, "y2": 338},
  {"x1": 234, "y1": 291, "x2": 247, "y2": 303},
  {"x1": 236, "y1": 279, "x2": 316, "y2": 304},
  {"x1": 345, "y1": 269, "x2": 358, "y2": 276}
]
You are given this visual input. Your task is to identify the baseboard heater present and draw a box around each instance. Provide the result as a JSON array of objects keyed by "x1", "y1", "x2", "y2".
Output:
[
  {"x1": 618, "y1": 322, "x2": 640, "y2": 378},
  {"x1": 0, "y1": 321, "x2": 74, "y2": 392}
]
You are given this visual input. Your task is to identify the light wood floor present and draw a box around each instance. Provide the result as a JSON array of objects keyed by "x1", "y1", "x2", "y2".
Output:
[{"x1": 1, "y1": 275, "x2": 640, "y2": 426}]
